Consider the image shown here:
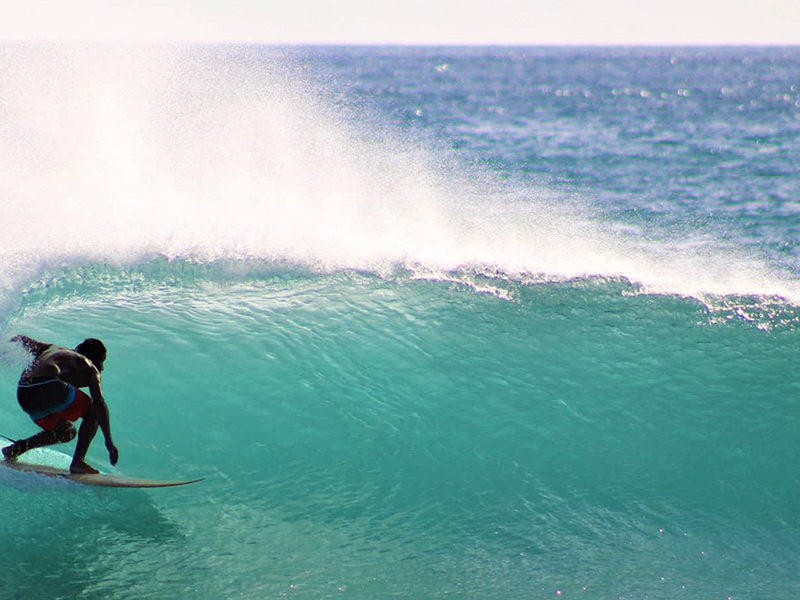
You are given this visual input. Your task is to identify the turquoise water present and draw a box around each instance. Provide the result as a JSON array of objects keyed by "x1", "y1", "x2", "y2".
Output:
[{"x1": 1, "y1": 45, "x2": 799, "y2": 599}]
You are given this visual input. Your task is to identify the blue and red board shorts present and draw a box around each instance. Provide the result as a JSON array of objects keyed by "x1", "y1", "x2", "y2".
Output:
[{"x1": 17, "y1": 379, "x2": 92, "y2": 431}]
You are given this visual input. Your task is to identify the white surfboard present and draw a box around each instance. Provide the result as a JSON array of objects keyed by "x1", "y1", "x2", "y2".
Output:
[{"x1": 1, "y1": 442, "x2": 202, "y2": 488}]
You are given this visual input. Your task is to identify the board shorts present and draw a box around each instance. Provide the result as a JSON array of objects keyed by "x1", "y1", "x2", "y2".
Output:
[{"x1": 17, "y1": 378, "x2": 92, "y2": 431}]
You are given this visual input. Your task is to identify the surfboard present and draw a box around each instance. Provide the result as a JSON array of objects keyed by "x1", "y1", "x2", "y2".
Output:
[{"x1": 1, "y1": 442, "x2": 203, "y2": 488}]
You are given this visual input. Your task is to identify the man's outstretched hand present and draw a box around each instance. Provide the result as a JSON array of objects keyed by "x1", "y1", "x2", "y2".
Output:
[{"x1": 107, "y1": 443, "x2": 119, "y2": 466}]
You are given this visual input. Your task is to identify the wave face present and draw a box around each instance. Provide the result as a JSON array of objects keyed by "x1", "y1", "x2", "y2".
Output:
[{"x1": 1, "y1": 46, "x2": 800, "y2": 600}]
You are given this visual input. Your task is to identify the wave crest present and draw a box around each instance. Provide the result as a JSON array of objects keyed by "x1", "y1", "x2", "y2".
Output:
[{"x1": 0, "y1": 45, "x2": 798, "y2": 310}]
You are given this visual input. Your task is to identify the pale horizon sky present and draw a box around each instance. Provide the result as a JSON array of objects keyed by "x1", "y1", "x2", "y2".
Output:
[{"x1": 1, "y1": 0, "x2": 799, "y2": 46}]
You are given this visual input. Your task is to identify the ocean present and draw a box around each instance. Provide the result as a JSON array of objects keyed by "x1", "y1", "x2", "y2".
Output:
[{"x1": 0, "y1": 44, "x2": 798, "y2": 599}]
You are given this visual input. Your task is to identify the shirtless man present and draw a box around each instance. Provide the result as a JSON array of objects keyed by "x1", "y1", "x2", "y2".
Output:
[{"x1": 2, "y1": 335, "x2": 118, "y2": 474}]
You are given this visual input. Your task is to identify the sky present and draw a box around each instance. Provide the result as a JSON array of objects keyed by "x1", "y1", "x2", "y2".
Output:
[{"x1": 1, "y1": 0, "x2": 799, "y2": 45}]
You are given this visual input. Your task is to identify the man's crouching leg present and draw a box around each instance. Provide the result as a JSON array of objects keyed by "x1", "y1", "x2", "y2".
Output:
[
  {"x1": 2, "y1": 419, "x2": 76, "y2": 461},
  {"x1": 70, "y1": 402, "x2": 100, "y2": 474}
]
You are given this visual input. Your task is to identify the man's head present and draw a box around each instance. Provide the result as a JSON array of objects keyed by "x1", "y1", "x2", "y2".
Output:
[{"x1": 75, "y1": 338, "x2": 107, "y2": 372}]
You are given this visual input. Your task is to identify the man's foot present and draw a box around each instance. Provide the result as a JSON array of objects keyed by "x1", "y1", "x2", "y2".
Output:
[
  {"x1": 69, "y1": 460, "x2": 99, "y2": 474},
  {"x1": 2, "y1": 444, "x2": 22, "y2": 462}
]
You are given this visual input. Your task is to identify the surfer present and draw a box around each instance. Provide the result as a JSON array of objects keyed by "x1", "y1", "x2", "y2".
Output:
[{"x1": 2, "y1": 335, "x2": 118, "y2": 474}]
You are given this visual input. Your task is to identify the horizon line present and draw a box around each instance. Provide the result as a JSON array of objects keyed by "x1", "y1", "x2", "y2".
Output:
[{"x1": 1, "y1": 38, "x2": 798, "y2": 48}]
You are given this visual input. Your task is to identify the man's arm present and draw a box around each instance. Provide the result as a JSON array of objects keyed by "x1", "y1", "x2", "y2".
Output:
[
  {"x1": 11, "y1": 335, "x2": 51, "y2": 357},
  {"x1": 55, "y1": 351, "x2": 119, "y2": 466},
  {"x1": 86, "y1": 372, "x2": 118, "y2": 465}
]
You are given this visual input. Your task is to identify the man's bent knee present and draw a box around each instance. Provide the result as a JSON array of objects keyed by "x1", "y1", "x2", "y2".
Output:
[{"x1": 54, "y1": 420, "x2": 77, "y2": 443}]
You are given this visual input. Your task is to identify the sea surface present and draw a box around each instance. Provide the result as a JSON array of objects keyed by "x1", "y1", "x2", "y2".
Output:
[{"x1": 0, "y1": 44, "x2": 799, "y2": 599}]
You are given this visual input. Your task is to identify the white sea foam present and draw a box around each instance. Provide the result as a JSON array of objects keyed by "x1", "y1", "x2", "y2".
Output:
[{"x1": 0, "y1": 44, "x2": 798, "y2": 306}]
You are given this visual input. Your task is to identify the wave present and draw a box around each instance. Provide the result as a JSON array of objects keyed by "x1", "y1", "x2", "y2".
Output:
[{"x1": 2, "y1": 46, "x2": 798, "y2": 600}]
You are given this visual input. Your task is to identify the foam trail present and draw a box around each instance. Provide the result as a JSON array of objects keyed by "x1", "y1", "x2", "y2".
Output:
[{"x1": 0, "y1": 44, "x2": 798, "y2": 306}]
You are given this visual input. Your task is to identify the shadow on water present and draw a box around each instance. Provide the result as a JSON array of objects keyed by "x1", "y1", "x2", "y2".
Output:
[{"x1": 0, "y1": 474, "x2": 185, "y2": 600}]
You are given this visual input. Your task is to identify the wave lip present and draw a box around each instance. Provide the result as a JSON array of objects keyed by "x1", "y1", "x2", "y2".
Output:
[{"x1": 0, "y1": 44, "x2": 797, "y2": 308}]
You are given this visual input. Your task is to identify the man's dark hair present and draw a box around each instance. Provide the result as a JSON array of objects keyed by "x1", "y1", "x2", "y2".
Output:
[{"x1": 75, "y1": 338, "x2": 107, "y2": 366}]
